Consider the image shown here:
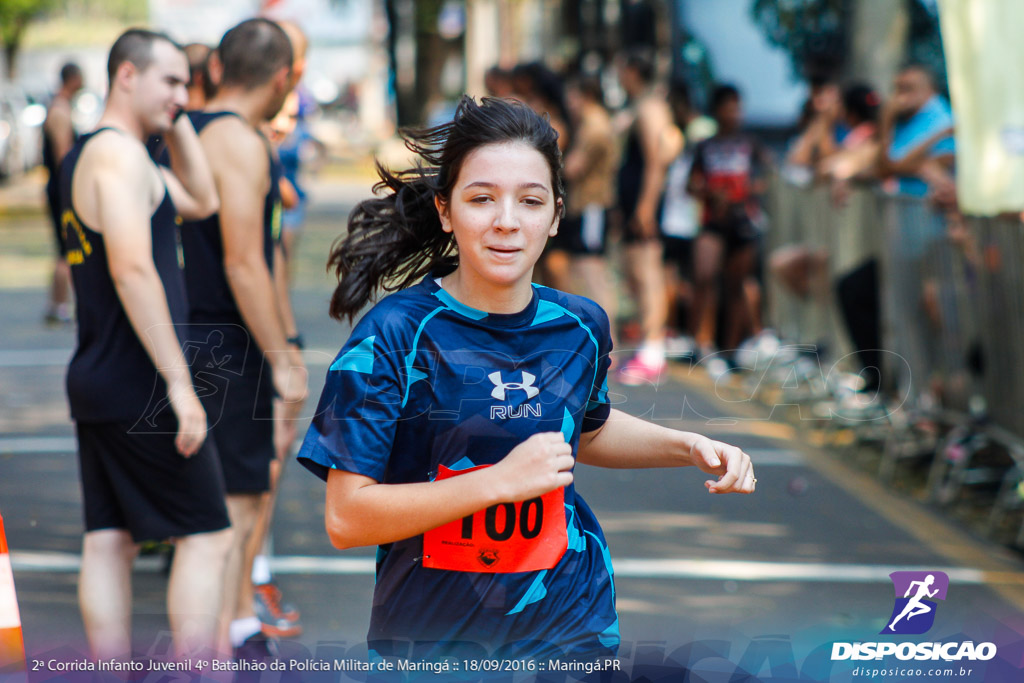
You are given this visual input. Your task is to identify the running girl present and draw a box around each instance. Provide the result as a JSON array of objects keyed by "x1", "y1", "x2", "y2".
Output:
[{"x1": 298, "y1": 96, "x2": 755, "y2": 662}]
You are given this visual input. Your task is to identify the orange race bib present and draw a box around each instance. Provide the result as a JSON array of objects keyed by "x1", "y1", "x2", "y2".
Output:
[{"x1": 422, "y1": 464, "x2": 568, "y2": 573}]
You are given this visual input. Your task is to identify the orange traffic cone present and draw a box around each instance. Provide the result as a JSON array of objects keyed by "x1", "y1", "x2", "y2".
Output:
[{"x1": 0, "y1": 513, "x2": 26, "y2": 676}]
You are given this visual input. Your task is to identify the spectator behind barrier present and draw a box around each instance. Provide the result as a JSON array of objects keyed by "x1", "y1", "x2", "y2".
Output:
[
  {"x1": 822, "y1": 83, "x2": 881, "y2": 204},
  {"x1": 878, "y1": 64, "x2": 955, "y2": 202},
  {"x1": 782, "y1": 76, "x2": 844, "y2": 186}
]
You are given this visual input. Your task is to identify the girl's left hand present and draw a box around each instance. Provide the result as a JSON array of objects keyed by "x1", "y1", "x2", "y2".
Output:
[{"x1": 688, "y1": 436, "x2": 756, "y2": 494}]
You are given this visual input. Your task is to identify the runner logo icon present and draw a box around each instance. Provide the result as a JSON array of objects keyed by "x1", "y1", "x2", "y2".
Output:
[
  {"x1": 488, "y1": 371, "x2": 539, "y2": 400},
  {"x1": 881, "y1": 571, "x2": 949, "y2": 635}
]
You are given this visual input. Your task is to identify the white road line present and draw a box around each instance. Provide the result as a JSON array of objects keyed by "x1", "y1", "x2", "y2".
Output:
[
  {"x1": 611, "y1": 559, "x2": 987, "y2": 584},
  {"x1": 745, "y1": 449, "x2": 804, "y2": 466},
  {"x1": 0, "y1": 350, "x2": 72, "y2": 367},
  {"x1": 8, "y1": 551, "x2": 1001, "y2": 585},
  {"x1": 0, "y1": 437, "x2": 76, "y2": 454},
  {"x1": 0, "y1": 440, "x2": 807, "y2": 465}
]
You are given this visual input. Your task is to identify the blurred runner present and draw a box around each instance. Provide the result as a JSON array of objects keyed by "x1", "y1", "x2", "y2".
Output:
[
  {"x1": 687, "y1": 84, "x2": 770, "y2": 377},
  {"x1": 60, "y1": 29, "x2": 227, "y2": 661},
  {"x1": 546, "y1": 74, "x2": 618, "y2": 345},
  {"x1": 616, "y1": 50, "x2": 682, "y2": 385},
  {"x1": 511, "y1": 62, "x2": 573, "y2": 288},
  {"x1": 244, "y1": 17, "x2": 318, "y2": 641},
  {"x1": 42, "y1": 62, "x2": 83, "y2": 326},
  {"x1": 180, "y1": 18, "x2": 307, "y2": 661},
  {"x1": 661, "y1": 79, "x2": 716, "y2": 359}
]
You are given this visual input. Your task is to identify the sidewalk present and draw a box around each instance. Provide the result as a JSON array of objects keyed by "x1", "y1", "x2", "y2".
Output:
[{"x1": 0, "y1": 169, "x2": 47, "y2": 218}]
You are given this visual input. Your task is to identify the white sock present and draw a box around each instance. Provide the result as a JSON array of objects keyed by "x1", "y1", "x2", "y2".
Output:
[
  {"x1": 639, "y1": 340, "x2": 666, "y2": 367},
  {"x1": 229, "y1": 616, "x2": 262, "y2": 647},
  {"x1": 251, "y1": 555, "x2": 272, "y2": 586}
]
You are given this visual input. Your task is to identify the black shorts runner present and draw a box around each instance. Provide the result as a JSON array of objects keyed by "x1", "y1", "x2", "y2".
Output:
[
  {"x1": 189, "y1": 323, "x2": 275, "y2": 494},
  {"x1": 554, "y1": 207, "x2": 610, "y2": 256},
  {"x1": 76, "y1": 411, "x2": 229, "y2": 542},
  {"x1": 703, "y1": 216, "x2": 760, "y2": 253},
  {"x1": 662, "y1": 235, "x2": 694, "y2": 280}
]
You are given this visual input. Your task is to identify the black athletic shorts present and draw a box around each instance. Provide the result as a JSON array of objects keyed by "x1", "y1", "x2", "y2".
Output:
[
  {"x1": 553, "y1": 208, "x2": 610, "y2": 256},
  {"x1": 189, "y1": 323, "x2": 275, "y2": 494},
  {"x1": 702, "y1": 216, "x2": 760, "y2": 253},
  {"x1": 76, "y1": 412, "x2": 230, "y2": 543},
  {"x1": 662, "y1": 235, "x2": 695, "y2": 280}
]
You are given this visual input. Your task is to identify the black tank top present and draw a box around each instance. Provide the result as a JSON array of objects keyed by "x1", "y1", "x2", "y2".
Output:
[
  {"x1": 62, "y1": 128, "x2": 187, "y2": 423},
  {"x1": 181, "y1": 110, "x2": 283, "y2": 325},
  {"x1": 42, "y1": 101, "x2": 77, "y2": 204},
  {"x1": 616, "y1": 121, "x2": 646, "y2": 217}
]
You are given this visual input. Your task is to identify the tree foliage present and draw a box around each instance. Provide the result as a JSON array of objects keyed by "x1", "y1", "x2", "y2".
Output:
[
  {"x1": 750, "y1": 0, "x2": 947, "y2": 90},
  {"x1": 750, "y1": 0, "x2": 849, "y2": 77},
  {"x1": 0, "y1": 0, "x2": 59, "y2": 78},
  {"x1": 906, "y1": 0, "x2": 947, "y2": 92},
  {"x1": 0, "y1": 0, "x2": 59, "y2": 52}
]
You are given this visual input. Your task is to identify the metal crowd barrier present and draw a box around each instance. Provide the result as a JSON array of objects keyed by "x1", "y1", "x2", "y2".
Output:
[
  {"x1": 763, "y1": 179, "x2": 1024, "y2": 547},
  {"x1": 762, "y1": 179, "x2": 882, "y2": 410}
]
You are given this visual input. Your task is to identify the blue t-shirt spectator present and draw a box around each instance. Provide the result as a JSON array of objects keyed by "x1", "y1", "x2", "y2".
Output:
[{"x1": 889, "y1": 94, "x2": 955, "y2": 196}]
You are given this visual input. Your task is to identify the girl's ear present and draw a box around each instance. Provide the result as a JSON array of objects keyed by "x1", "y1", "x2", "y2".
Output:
[
  {"x1": 549, "y1": 198, "x2": 563, "y2": 237},
  {"x1": 435, "y1": 194, "x2": 452, "y2": 233}
]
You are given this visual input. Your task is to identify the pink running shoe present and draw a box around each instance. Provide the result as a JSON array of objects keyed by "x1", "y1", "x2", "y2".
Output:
[{"x1": 617, "y1": 356, "x2": 665, "y2": 386}]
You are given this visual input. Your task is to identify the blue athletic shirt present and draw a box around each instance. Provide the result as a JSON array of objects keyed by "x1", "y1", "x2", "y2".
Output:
[{"x1": 298, "y1": 276, "x2": 618, "y2": 661}]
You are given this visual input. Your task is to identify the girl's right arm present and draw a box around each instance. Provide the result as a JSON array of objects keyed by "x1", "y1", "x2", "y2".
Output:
[{"x1": 324, "y1": 432, "x2": 574, "y2": 549}]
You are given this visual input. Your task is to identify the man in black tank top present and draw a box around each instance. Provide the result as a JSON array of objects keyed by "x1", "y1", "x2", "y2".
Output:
[
  {"x1": 41, "y1": 62, "x2": 82, "y2": 325},
  {"x1": 181, "y1": 18, "x2": 308, "y2": 659},
  {"x1": 61, "y1": 28, "x2": 228, "y2": 662}
]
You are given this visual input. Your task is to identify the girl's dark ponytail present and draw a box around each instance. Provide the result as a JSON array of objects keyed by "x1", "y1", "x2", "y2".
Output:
[
  {"x1": 327, "y1": 163, "x2": 455, "y2": 321},
  {"x1": 327, "y1": 95, "x2": 564, "y2": 322}
]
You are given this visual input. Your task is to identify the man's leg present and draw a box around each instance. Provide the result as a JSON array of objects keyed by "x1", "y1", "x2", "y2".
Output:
[
  {"x1": 575, "y1": 255, "x2": 618, "y2": 348},
  {"x1": 691, "y1": 232, "x2": 725, "y2": 352},
  {"x1": 79, "y1": 529, "x2": 138, "y2": 660},
  {"x1": 246, "y1": 437, "x2": 303, "y2": 637},
  {"x1": 633, "y1": 240, "x2": 668, "y2": 349},
  {"x1": 219, "y1": 494, "x2": 261, "y2": 654},
  {"x1": 722, "y1": 244, "x2": 758, "y2": 351},
  {"x1": 168, "y1": 528, "x2": 232, "y2": 658},
  {"x1": 623, "y1": 240, "x2": 667, "y2": 361}
]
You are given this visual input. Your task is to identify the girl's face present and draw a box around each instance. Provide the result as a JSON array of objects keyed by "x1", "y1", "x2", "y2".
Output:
[{"x1": 437, "y1": 141, "x2": 560, "y2": 299}]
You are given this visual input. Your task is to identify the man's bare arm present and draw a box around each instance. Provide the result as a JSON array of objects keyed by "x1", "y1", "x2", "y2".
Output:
[
  {"x1": 633, "y1": 98, "x2": 678, "y2": 236},
  {"x1": 161, "y1": 114, "x2": 219, "y2": 220},
  {"x1": 203, "y1": 120, "x2": 307, "y2": 411},
  {"x1": 84, "y1": 137, "x2": 206, "y2": 455},
  {"x1": 45, "y1": 104, "x2": 75, "y2": 164}
]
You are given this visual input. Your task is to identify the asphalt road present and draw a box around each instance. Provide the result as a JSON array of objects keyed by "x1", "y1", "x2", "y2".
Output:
[{"x1": 2, "y1": 177, "x2": 1023, "y2": 682}]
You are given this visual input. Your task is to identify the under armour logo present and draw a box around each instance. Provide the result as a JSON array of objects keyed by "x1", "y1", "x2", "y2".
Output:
[{"x1": 488, "y1": 371, "x2": 539, "y2": 400}]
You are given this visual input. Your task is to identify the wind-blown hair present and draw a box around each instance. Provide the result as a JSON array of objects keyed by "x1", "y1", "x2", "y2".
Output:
[{"x1": 328, "y1": 95, "x2": 564, "y2": 322}]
